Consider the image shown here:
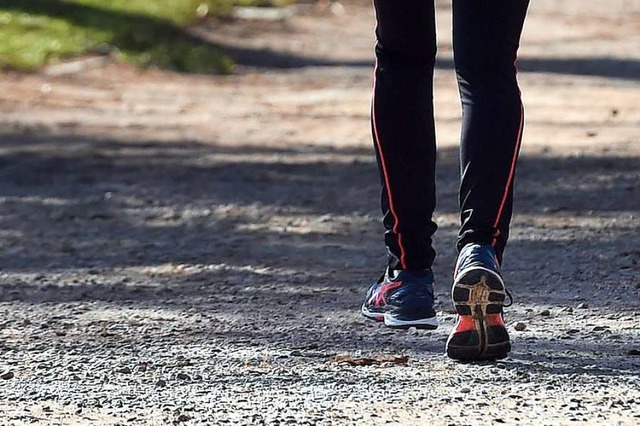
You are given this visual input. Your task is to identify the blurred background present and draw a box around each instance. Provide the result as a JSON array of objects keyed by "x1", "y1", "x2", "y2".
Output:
[
  {"x1": 0, "y1": 0, "x2": 638, "y2": 147},
  {"x1": 0, "y1": 1, "x2": 639, "y2": 424}
]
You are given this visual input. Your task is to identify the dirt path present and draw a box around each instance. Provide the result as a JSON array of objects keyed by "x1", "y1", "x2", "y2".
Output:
[{"x1": 0, "y1": 1, "x2": 639, "y2": 424}]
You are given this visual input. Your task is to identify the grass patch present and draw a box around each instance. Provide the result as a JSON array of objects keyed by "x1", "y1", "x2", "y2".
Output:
[{"x1": 0, "y1": 0, "x2": 289, "y2": 73}]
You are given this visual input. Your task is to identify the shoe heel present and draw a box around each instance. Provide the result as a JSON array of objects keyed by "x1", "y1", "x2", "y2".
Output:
[
  {"x1": 447, "y1": 268, "x2": 511, "y2": 361},
  {"x1": 453, "y1": 268, "x2": 505, "y2": 315}
]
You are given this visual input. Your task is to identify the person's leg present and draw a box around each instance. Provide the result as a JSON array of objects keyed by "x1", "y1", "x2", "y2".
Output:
[
  {"x1": 361, "y1": 0, "x2": 439, "y2": 330},
  {"x1": 454, "y1": 0, "x2": 529, "y2": 264},
  {"x1": 371, "y1": 0, "x2": 438, "y2": 272},
  {"x1": 447, "y1": 0, "x2": 529, "y2": 361}
]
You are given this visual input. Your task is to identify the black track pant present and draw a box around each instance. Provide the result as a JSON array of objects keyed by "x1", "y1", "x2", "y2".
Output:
[{"x1": 372, "y1": 0, "x2": 529, "y2": 270}]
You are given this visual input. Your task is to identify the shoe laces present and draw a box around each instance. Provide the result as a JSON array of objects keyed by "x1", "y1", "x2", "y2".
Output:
[{"x1": 504, "y1": 289, "x2": 514, "y2": 307}]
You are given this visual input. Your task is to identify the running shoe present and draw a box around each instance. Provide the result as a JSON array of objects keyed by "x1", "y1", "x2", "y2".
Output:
[
  {"x1": 446, "y1": 243, "x2": 511, "y2": 361},
  {"x1": 362, "y1": 267, "x2": 438, "y2": 329}
]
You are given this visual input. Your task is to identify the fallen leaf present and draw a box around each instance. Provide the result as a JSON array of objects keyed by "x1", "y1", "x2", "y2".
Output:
[{"x1": 328, "y1": 354, "x2": 409, "y2": 366}]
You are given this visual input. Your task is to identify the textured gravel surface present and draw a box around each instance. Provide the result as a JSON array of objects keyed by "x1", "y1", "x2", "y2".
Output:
[{"x1": 1, "y1": 1, "x2": 639, "y2": 424}]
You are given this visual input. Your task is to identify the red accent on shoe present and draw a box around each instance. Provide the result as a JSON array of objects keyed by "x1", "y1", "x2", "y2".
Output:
[
  {"x1": 486, "y1": 314, "x2": 506, "y2": 327},
  {"x1": 372, "y1": 281, "x2": 403, "y2": 306},
  {"x1": 453, "y1": 315, "x2": 477, "y2": 333}
]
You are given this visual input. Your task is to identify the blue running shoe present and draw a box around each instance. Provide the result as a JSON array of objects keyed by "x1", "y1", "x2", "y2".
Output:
[
  {"x1": 446, "y1": 243, "x2": 512, "y2": 361},
  {"x1": 362, "y1": 267, "x2": 438, "y2": 329}
]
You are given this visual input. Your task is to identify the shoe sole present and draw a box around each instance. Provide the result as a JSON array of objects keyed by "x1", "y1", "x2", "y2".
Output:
[
  {"x1": 361, "y1": 305, "x2": 438, "y2": 330},
  {"x1": 446, "y1": 267, "x2": 511, "y2": 361}
]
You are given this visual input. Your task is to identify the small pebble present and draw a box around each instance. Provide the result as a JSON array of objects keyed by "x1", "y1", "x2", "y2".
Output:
[
  {"x1": 156, "y1": 379, "x2": 167, "y2": 387},
  {"x1": 577, "y1": 302, "x2": 588, "y2": 309},
  {"x1": 514, "y1": 322, "x2": 527, "y2": 331},
  {"x1": 627, "y1": 349, "x2": 640, "y2": 356},
  {"x1": 116, "y1": 367, "x2": 132, "y2": 374},
  {"x1": 1, "y1": 370, "x2": 14, "y2": 380},
  {"x1": 540, "y1": 309, "x2": 551, "y2": 316},
  {"x1": 177, "y1": 372, "x2": 191, "y2": 380}
]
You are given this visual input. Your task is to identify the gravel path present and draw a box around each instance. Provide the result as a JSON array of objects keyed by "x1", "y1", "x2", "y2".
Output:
[{"x1": 0, "y1": 1, "x2": 639, "y2": 424}]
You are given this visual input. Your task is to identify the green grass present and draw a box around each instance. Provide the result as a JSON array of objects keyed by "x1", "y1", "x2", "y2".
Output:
[{"x1": 0, "y1": 0, "x2": 289, "y2": 73}]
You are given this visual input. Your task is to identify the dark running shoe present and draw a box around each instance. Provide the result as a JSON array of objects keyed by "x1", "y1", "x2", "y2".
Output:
[
  {"x1": 361, "y1": 267, "x2": 438, "y2": 329},
  {"x1": 446, "y1": 243, "x2": 511, "y2": 361}
]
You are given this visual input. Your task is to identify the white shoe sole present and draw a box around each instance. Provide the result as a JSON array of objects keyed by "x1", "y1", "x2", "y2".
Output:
[{"x1": 362, "y1": 305, "x2": 438, "y2": 329}]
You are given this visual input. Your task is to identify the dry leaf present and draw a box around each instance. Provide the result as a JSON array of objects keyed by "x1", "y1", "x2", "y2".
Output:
[{"x1": 328, "y1": 354, "x2": 409, "y2": 366}]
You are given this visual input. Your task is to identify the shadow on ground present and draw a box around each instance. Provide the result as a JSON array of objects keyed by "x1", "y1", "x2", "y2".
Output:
[
  {"x1": 217, "y1": 47, "x2": 640, "y2": 82},
  {"x1": 0, "y1": 130, "x2": 637, "y2": 300},
  {"x1": 0, "y1": 129, "x2": 638, "y2": 381}
]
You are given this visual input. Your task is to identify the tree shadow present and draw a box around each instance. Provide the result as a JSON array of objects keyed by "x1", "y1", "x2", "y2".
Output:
[
  {"x1": 0, "y1": 129, "x2": 638, "y2": 384},
  {"x1": 213, "y1": 49, "x2": 640, "y2": 82},
  {"x1": 0, "y1": 130, "x2": 637, "y2": 305}
]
